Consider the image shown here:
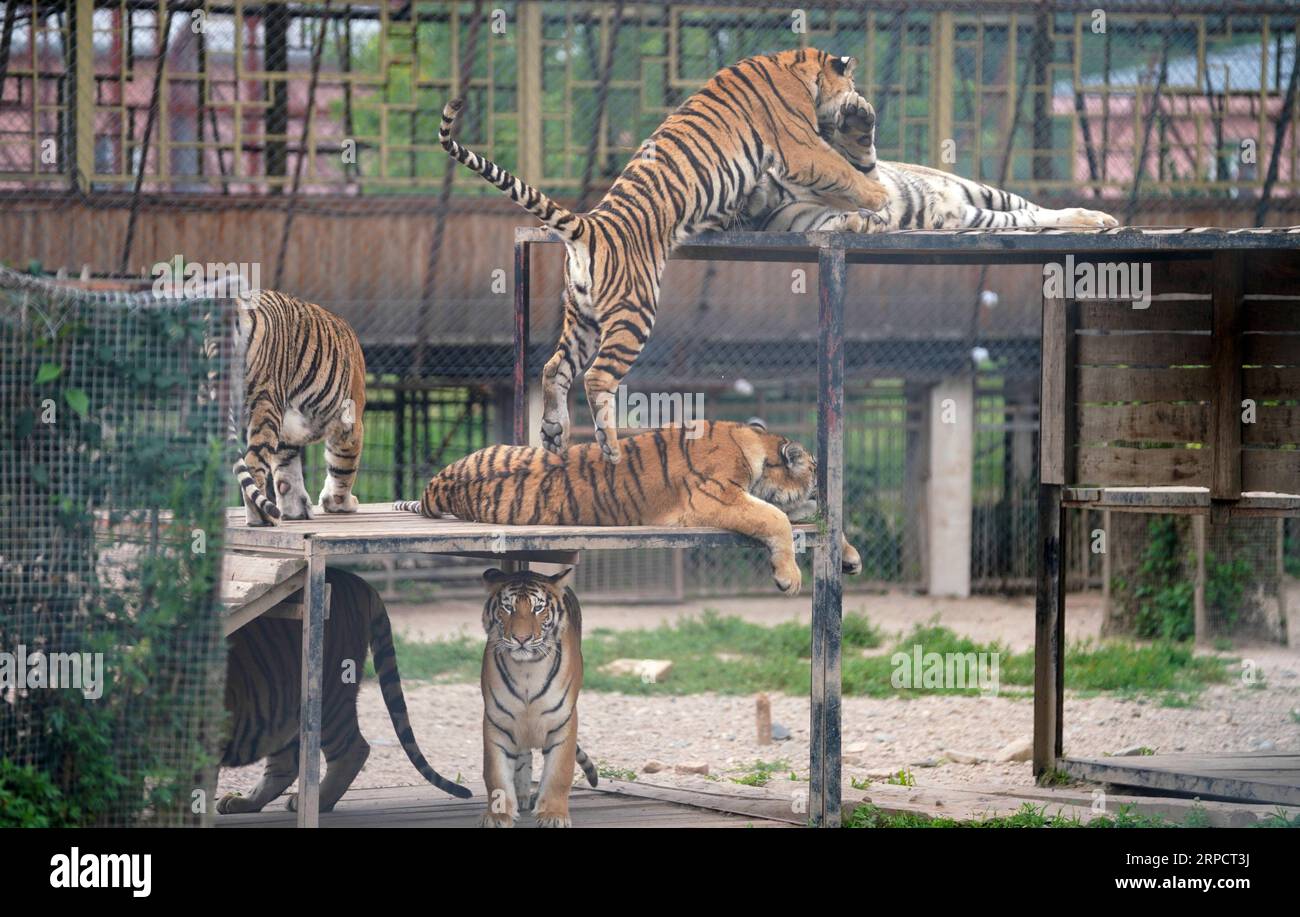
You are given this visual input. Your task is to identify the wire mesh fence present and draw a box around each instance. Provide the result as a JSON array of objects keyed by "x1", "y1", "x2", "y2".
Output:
[
  {"x1": 1, "y1": 1, "x2": 1297, "y2": 605},
  {"x1": 0, "y1": 276, "x2": 231, "y2": 826}
]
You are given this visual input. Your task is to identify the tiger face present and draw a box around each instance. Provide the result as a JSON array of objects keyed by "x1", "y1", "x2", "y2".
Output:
[
  {"x1": 482, "y1": 568, "x2": 575, "y2": 663},
  {"x1": 751, "y1": 433, "x2": 818, "y2": 521}
]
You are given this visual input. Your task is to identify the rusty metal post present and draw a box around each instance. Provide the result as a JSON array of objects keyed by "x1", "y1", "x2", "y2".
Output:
[
  {"x1": 512, "y1": 236, "x2": 532, "y2": 446},
  {"x1": 811, "y1": 245, "x2": 845, "y2": 827}
]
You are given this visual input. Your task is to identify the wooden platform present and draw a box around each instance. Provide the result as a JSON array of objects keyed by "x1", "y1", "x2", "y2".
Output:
[
  {"x1": 1061, "y1": 753, "x2": 1300, "y2": 806},
  {"x1": 225, "y1": 503, "x2": 822, "y2": 557},
  {"x1": 214, "y1": 782, "x2": 796, "y2": 829}
]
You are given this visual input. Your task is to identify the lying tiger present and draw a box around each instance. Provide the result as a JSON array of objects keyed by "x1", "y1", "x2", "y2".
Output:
[
  {"x1": 742, "y1": 92, "x2": 1118, "y2": 233},
  {"x1": 395, "y1": 420, "x2": 862, "y2": 596},
  {"x1": 480, "y1": 567, "x2": 599, "y2": 828},
  {"x1": 217, "y1": 567, "x2": 470, "y2": 814}
]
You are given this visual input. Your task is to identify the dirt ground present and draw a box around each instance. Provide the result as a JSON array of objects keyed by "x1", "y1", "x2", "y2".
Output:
[{"x1": 217, "y1": 583, "x2": 1300, "y2": 811}]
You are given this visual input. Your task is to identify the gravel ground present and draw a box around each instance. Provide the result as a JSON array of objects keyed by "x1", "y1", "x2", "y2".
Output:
[{"x1": 217, "y1": 586, "x2": 1300, "y2": 806}]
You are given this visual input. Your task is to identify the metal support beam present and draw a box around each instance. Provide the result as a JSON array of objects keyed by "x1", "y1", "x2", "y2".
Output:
[
  {"x1": 296, "y1": 546, "x2": 327, "y2": 827},
  {"x1": 811, "y1": 245, "x2": 845, "y2": 827},
  {"x1": 513, "y1": 239, "x2": 531, "y2": 446}
]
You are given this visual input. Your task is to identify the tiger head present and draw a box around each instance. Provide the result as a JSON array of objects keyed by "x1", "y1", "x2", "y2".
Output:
[
  {"x1": 482, "y1": 567, "x2": 576, "y2": 663},
  {"x1": 788, "y1": 50, "x2": 860, "y2": 136},
  {"x1": 745, "y1": 419, "x2": 818, "y2": 521}
]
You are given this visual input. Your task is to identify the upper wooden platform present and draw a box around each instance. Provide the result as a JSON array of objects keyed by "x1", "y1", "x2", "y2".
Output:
[{"x1": 225, "y1": 503, "x2": 822, "y2": 558}]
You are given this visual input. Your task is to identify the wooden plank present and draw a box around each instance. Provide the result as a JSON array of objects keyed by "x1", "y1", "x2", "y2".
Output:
[
  {"x1": 1040, "y1": 296, "x2": 1068, "y2": 484},
  {"x1": 1242, "y1": 366, "x2": 1300, "y2": 399},
  {"x1": 1242, "y1": 450, "x2": 1300, "y2": 494},
  {"x1": 1244, "y1": 405, "x2": 1300, "y2": 445},
  {"x1": 296, "y1": 550, "x2": 327, "y2": 828},
  {"x1": 1077, "y1": 402, "x2": 1208, "y2": 444},
  {"x1": 1078, "y1": 299, "x2": 1210, "y2": 331},
  {"x1": 1033, "y1": 483, "x2": 1065, "y2": 776},
  {"x1": 1061, "y1": 753, "x2": 1300, "y2": 806},
  {"x1": 1077, "y1": 446, "x2": 1210, "y2": 486},
  {"x1": 220, "y1": 570, "x2": 307, "y2": 637},
  {"x1": 1076, "y1": 332, "x2": 1211, "y2": 366},
  {"x1": 1078, "y1": 366, "x2": 1212, "y2": 403},
  {"x1": 1243, "y1": 334, "x2": 1300, "y2": 365},
  {"x1": 1243, "y1": 300, "x2": 1300, "y2": 332},
  {"x1": 1243, "y1": 250, "x2": 1300, "y2": 294},
  {"x1": 223, "y1": 553, "x2": 304, "y2": 584}
]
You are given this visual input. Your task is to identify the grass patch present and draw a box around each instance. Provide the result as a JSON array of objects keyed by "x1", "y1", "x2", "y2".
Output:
[
  {"x1": 729, "y1": 759, "x2": 791, "y2": 787},
  {"x1": 387, "y1": 612, "x2": 1233, "y2": 702},
  {"x1": 845, "y1": 801, "x2": 1178, "y2": 828}
]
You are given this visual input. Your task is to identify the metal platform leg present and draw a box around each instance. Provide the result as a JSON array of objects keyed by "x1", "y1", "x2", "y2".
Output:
[
  {"x1": 513, "y1": 237, "x2": 532, "y2": 446},
  {"x1": 296, "y1": 546, "x2": 326, "y2": 827},
  {"x1": 810, "y1": 245, "x2": 845, "y2": 827},
  {"x1": 1033, "y1": 484, "x2": 1066, "y2": 777}
]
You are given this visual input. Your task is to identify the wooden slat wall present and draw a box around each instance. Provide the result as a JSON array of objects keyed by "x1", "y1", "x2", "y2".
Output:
[
  {"x1": 1072, "y1": 262, "x2": 1214, "y2": 487},
  {"x1": 1241, "y1": 251, "x2": 1299, "y2": 494}
]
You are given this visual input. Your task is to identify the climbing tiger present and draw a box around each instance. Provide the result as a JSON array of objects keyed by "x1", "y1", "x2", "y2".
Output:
[
  {"x1": 440, "y1": 49, "x2": 887, "y2": 463},
  {"x1": 233, "y1": 289, "x2": 366, "y2": 526},
  {"x1": 395, "y1": 420, "x2": 863, "y2": 596},
  {"x1": 217, "y1": 567, "x2": 471, "y2": 814},
  {"x1": 479, "y1": 567, "x2": 599, "y2": 828},
  {"x1": 743, "y1": 92, "x2": 1119, "y2": 232}
]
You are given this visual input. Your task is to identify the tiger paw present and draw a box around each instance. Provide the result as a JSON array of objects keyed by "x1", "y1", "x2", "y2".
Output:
[
  {"x1": 216, "y1": 792, "x2": 257, "y2": 815},
  {"x1": 773, "y1": 559, "x2": 802, "y2": 595},
  {"x1": 1061, "y1": 208, "x2": 1118, "y2": 229},
  {"x1": 842, "y1": 541, "x2": 863, "y2": 576},
  {"x1": 540, "y1": 417, "x2": 569, "y2": 454},
  {"x1": 285, "y1": 793, "x2": 337, "y2": 813},
  {"x1": 534, "y1": 812, "x2": 572, "y2": 828},
  {"x1": 839, "y1": 94, "x2": 876, "y2": 135},
  {"x1": 480, "y1": 812, "x2": 516, "y2": 828},
  {"x1": 594, "y1": 427, "x2": 622, "y2": 464},
  {"x1": 320, "y1": 491, "x2": 359, "y2": 514}
]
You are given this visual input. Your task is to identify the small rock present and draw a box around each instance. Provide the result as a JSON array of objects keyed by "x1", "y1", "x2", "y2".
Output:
[
  {"x1": 1113, "y1": 745, "x2": 1149, "y2": 756},
  {"x1": 909, "y1": 757, "x2": 940, "y2": 768},
  {"x1": 771, "y1": 722, "x2": 792, "y2": 742},
  {"x1": 642, "y1": 760, "x2": 666, "y2": 774},
  {"x1": 844, "y1": 741, "x2": 870, "y2": 754},
  {"x1": 943, "y1": 749, "x2": 985, "y2": 765},
  {"x1": 995, "y1": 737, "x2": 1033, "y2": 763},
  {"x1": 1251, "y1": 738, "x2": 1277, "y2": 752},
  {"x1": 600, "y1": 658, "x2": 673, "y2": 683},
  {"x1": 674, "y1": 762, "x2": 710, "y2": 776},
  {"x1": 874, "y1": 732, "x2": 897, "y2": 743}
]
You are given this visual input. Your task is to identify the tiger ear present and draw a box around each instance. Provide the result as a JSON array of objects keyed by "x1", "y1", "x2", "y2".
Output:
[
  {"x1": 828, "y1": 55, "x2": 857, "y2": 78},
  {"x1": 482, "y1": 567, "x2": 509, "y2": 591},
  {"x1": 547, "y1": 567, "x2": 575, "y2": 591},
  {"x1": 747, "y1": 417, "x2": 767, "y2": 432},
  {"x1": 781, "y1": 440, "x2": 809, "y2": 468}
]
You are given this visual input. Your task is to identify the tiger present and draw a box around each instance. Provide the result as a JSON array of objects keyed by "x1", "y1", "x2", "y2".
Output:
[
  {"x1": 217, "y1": 567, "x2": 471, "y2": 814},
  {"x1": 439, "y1": 49, "x2": 887, "y2": 464},
  {"x1": 479, "y1": 567, "x2": 600, "y2": 828},
  {"x1": 743, "y1": 92, "x2": 1119, "y2": 233},
  {"x1": 395, "y1": 420, "x2": 863, "y2": 596},
  {"x1": 232, "y1": 288, "x2": 366, "y2": 527}
]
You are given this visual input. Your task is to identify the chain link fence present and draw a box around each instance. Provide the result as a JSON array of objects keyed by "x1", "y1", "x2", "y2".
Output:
[
  {"x1": 2, "y1": 1, "x2": 1297, "y2": 603},
  {"x1": 0, "y1": 276, "x2": 230, "y2": 825}
]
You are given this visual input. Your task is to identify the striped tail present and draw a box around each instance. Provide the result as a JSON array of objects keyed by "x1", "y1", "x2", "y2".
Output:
[
  {"x1": 394, "y1": 477, "x2": 455, "y2": 519},
  {"x1": 234, "y1": 460, "x2": 281, "y2": 522},
  {"x1": 575, "y1": 745, "x2": 599, "y2": 788},
  {"x1": 369, "y1": 600, "x2": 473, "y2": 799},
  {"x1": 440, "y1": 99, "x2": 586, "y2": 242},
  {"x1": 392, "y1": 500, "x2": 423, "y2": 514}
]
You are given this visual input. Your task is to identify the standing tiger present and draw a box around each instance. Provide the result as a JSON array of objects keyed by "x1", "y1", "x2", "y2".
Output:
[
  {"x1": 395, "y1": 420, "x2": 863, "y2": 596},
  {"x1": 440, "y1": 49, "x2": 886, "y2": 464},
  {"x1": 479, "y1": 567, "x2": 599, "y2": 828},
  {"x1": 217, "y1": 567, "x2": 471, "y2": 814},
  {"x1": 743, "y1": 92, "x2": 1118, "y2": 232},
  {"x1": 233, "y1": 289, "x2": 366, "y2": 526}
]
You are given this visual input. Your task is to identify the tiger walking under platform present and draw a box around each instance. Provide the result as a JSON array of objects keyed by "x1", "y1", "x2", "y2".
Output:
[
  {"x1": 395, "y1": 420, "x2": 863, "y2": 596},
  {"x1": 217, "y1": 567, "x2": 470, "y2": 814}
]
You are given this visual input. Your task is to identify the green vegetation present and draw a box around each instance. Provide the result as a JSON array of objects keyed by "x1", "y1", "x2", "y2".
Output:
[
  {"x1": 392, "y1": 611, "x2": 1232, "y2": 702},
  {"x1": 730, "y1": 759, "x2": 791, "y2": 788},
  {"x1": 845, "y1": 801, "x2": 1182, "y2": 829}
]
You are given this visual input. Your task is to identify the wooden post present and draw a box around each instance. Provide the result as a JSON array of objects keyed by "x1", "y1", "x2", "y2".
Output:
[
  {"x1": 1210, "y1": 250, "x2": 1244, "y2": 524},
  {"x1": 515, "y1": 3, "x2": 543, "y2": 183},
  {"x1": 73, "y1": 0, "x2": 94, "y2": 190},
  {"x1": 513, "y1": 238, "x2": 531, "y2": 446},
  {"x1": 1193, "y1": 514, "x2": 1208, "y2": 645},
  {"x1": 931, "y1": 12, "x2": 955, "y2": 172},
  {"x1": 756, "y1": 693, "x2": 772, "y2": 746},
  {"x1": 296, "y1": 546, "x2": 327, "y2": 827},
  {"x1": 811, "y1": 246, "x2": 845, "y2": 827},
  {"x1": 926, "y1": 375, "x2": 973, "y2": 597}
]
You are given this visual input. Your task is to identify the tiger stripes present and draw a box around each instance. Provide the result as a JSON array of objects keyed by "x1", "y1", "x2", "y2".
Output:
[
  {"x1": 396, "y1": 420, "x2": 863, "y2": 595},
  {"x1": 744, "y1": 92, "x2": 1119, "y2": 233},
  {"x1": 479, "y1": 567, "x2": 594, "y2": 828},
  {"x1": 234, "y1": 288, "x2": 367, "y2": 526},
  {"x1": 217, "y1": 568, "x2": 470, "y2": 814},
  {"x1": 439, "y1": 49, "x2": 887, "y2": 464}
]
